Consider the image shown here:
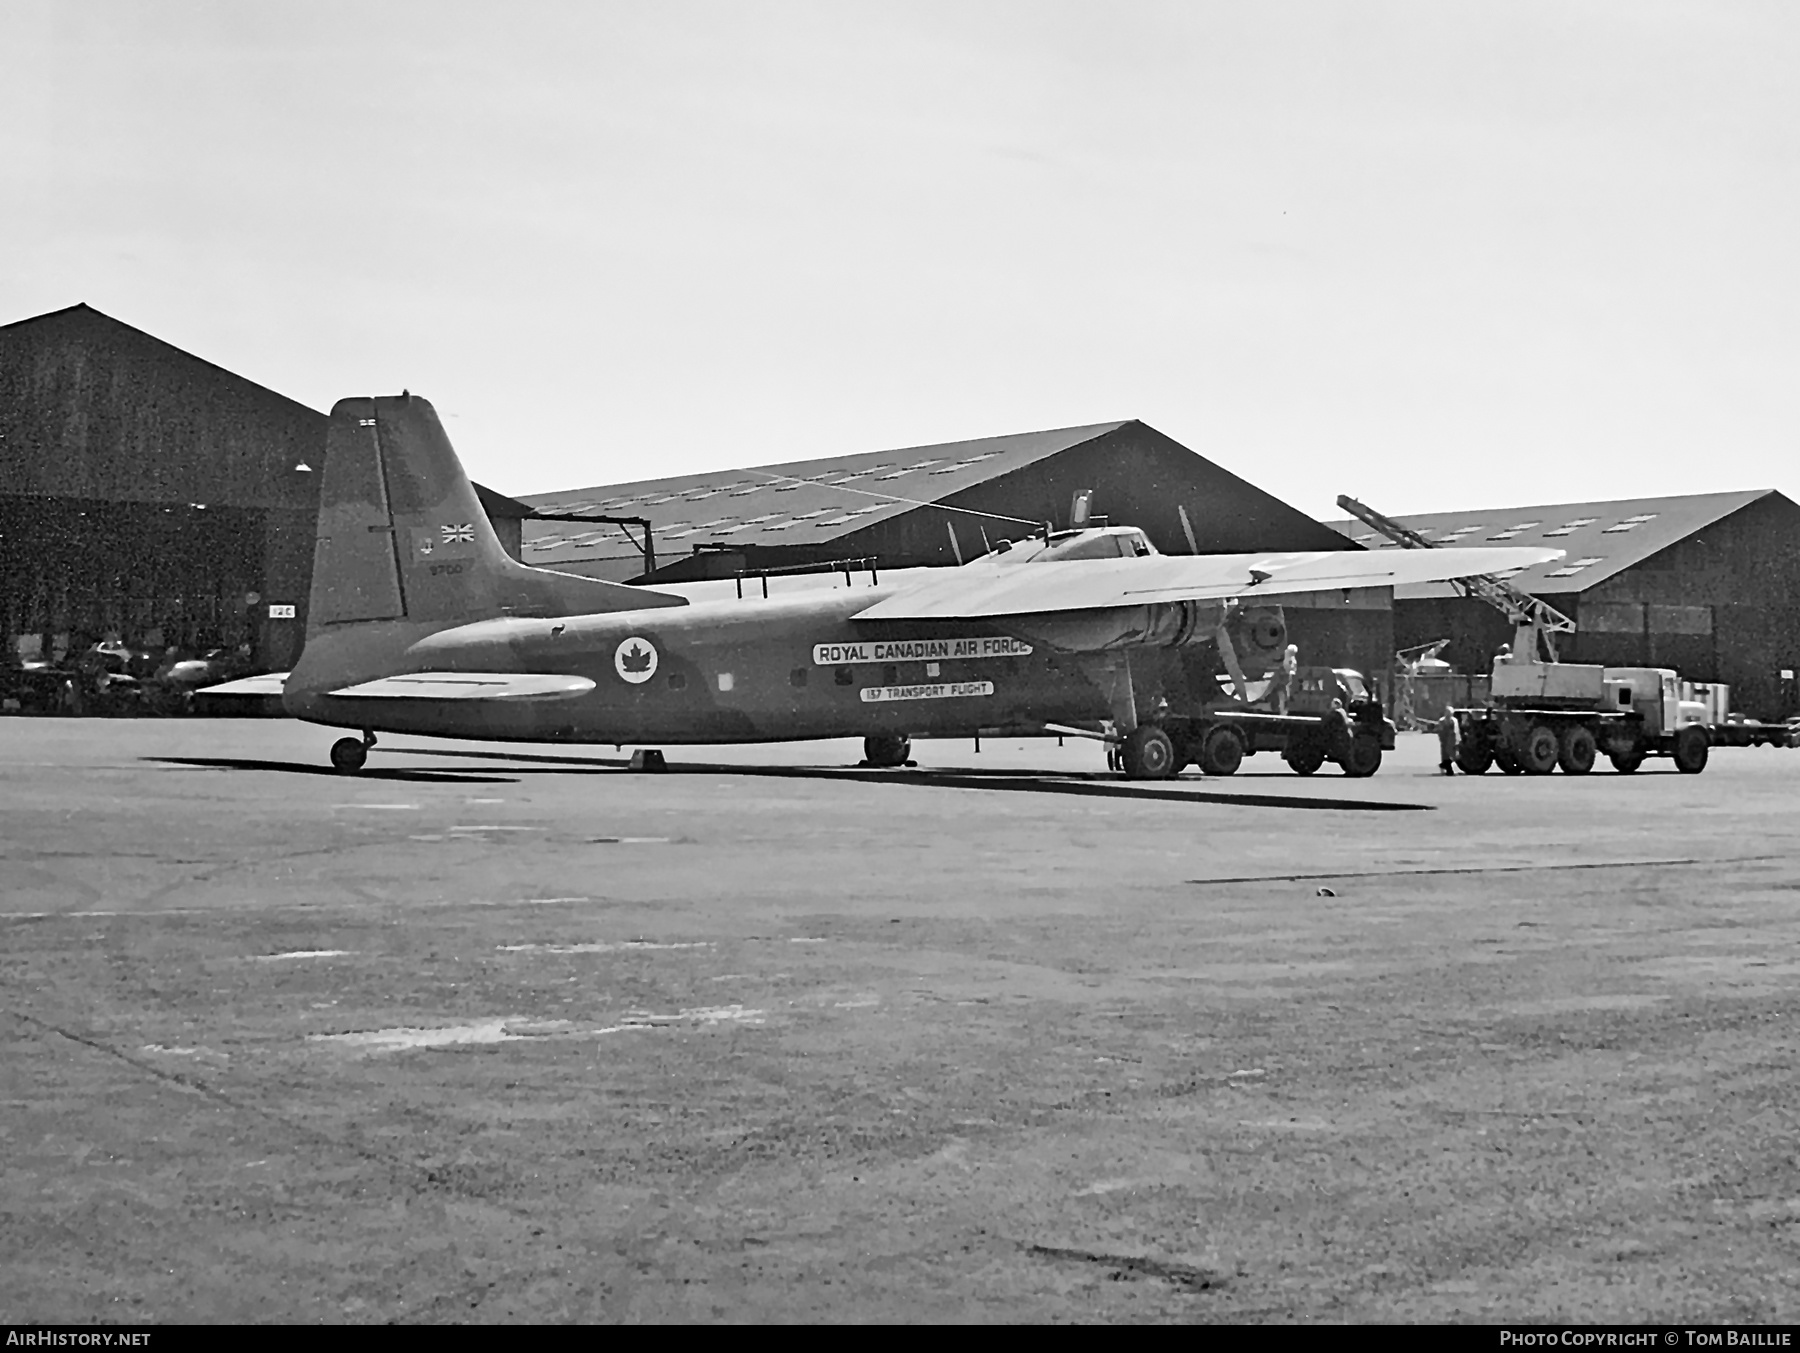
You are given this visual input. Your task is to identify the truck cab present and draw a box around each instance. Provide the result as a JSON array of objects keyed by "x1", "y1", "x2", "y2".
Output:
[{"x1": 1602, "y1": 667, "x2": 1692, "y2": 739}]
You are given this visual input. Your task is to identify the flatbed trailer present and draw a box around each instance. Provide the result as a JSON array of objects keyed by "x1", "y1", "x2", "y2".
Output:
[
  {"x1": 1706, "y1": 718, "x2": 1799, "y2": 750},
  {"x1": 1160, "y1": 705, "x2": 1392, "y2": 777}
]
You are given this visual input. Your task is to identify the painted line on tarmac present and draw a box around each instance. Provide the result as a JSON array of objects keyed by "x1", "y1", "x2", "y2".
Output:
[
  {"x1": 0, "y1": 895, "x2": 600, "y2": 921},
  {"x1": 1187, "y1": 853, "x2": 1791, "y2": 886}
]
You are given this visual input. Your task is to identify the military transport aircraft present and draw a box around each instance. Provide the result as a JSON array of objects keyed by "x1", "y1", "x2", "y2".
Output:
[{"x1": 237, "y1": 394, "x2": 1557, "y2": 779}]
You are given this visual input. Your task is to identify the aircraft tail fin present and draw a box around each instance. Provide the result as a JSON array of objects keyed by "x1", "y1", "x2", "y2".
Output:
[{"x1": 308, "y1": 394, "x2": 683, "y2": 631}]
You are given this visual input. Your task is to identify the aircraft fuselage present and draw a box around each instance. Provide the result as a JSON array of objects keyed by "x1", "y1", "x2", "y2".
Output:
[{"x1": 285, "y1": 571, "x2": 1109, "y2": 744}]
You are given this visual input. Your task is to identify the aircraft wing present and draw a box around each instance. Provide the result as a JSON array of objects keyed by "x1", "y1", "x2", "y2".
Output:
[
  {"x1": 196, "y1": 671, "x2": 290, "y2": 696},
  {"x1": 851, "y1": 546, "x2": 1564, "y2": 621},
  {"x1": 326, "y1": 672, "x2": 597, "y2": 700}
]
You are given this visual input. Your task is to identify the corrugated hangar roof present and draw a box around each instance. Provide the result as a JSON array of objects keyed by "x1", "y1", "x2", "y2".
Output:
[
  {"x1": 1325, "y1": 489, "x2": 1774, "y2": 597},
  {"x1": 518, "y1": 421, "x2": 1129, "y2": 568}
]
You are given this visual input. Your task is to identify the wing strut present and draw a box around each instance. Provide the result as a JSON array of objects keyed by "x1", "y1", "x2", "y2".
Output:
[{"x1": 1075, "y1": 651, "x2": 1139, "y2": 733}]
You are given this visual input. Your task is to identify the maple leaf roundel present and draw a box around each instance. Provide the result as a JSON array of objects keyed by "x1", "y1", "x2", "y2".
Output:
[{"x1": 613, "y1": 636, "x2": 659, "y2": 684}]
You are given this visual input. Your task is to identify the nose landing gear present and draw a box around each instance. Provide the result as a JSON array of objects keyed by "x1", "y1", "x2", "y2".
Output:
[{"x1": 330, "y1": 730, "x2": 377, "y2": 773}]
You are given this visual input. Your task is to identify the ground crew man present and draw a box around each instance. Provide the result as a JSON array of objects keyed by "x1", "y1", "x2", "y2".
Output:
[
  {"x1": 1276, "y1": 643, "x2": 1299, "y2": 713},
  {"x1": 1437, "y1": 712, "x2": 1460, "y2": 775}
]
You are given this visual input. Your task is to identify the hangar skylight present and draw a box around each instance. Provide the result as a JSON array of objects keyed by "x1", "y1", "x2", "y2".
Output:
[
  {"x1": 1542, "y1": 517, "x2": 1599, "y2": 537},
  {"x1": 1602, "y1": 513, "x2": 1660, "y2": 533},
  {"x1": 1545, "y1": 556, "x2": 1604, "y2": 577},
  {"x1": 930, "y1": 453, "x2": 999, "y2": 474},
  {"x1": 1431, "y1": 524, "x2": 1486, "y2": 542},
  {"x1": 1486, "y1": 521, "x2": 1541, "y2": 539}
]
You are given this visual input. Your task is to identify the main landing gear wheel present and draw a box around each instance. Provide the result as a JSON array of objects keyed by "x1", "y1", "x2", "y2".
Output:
[
  {"x1": 1558, "y1": 725, "x2": 1597, "y2": 776},
  {"x1": 1340, "y1": 730, "x2": 1383, "y2": 778},
  {"x1": 1519, "y1": 723, "x2": 1560, "y2": 775},
  {"x1": 1119, "y1": 725, "x2": 1177, "y2": 780},
  {"x1": 1198, "y1": 725, "x2": 1245, "y2": 777},
  {"x1": 863, "y1": 733, "x2": 912, "y2": 768},
  {"x1": 330, "y1": 736, "x2": 368, "y2": 773},
  {"x1": 1673, "y1": 724, "x2": 1710, "y2": 774}
]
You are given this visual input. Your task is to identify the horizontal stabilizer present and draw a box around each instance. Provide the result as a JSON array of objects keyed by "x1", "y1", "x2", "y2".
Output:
[
  {"x1": 197, "y1": 672, "x2": 291, "y2": 697},
  {"x1": 853, "y1": 546, "x2": 1564, "y2": 621},
  {"x1": 328, "y1": 672, "x2": 598, "y2": 701}
]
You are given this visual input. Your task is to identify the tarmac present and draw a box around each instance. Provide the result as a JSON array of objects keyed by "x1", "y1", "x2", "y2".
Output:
[{"x1": 2, "y1": 718, "x2": 1797, "y2": 1323}]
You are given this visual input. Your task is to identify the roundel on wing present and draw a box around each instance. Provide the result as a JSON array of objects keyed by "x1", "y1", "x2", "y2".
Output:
[{"x1": 614, "y1": 636, "x2": 659, "y2": 684}]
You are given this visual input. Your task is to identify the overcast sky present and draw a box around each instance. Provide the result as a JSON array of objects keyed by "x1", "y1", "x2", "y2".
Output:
[{"x1": 5, "y1": 0, "x2": 1795, "y2": 519}]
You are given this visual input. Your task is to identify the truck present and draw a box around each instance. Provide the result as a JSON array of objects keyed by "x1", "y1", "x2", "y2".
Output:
[
  {"x1": 1117, "y1": 665, "x2": 1395, "y2": 777},
  {"x1": 1450, "y1": 659, "x2": 1710, "y2": 775},
  {"x1": 1335, "y1": 492, "x2": 1798, "y2": 775}
]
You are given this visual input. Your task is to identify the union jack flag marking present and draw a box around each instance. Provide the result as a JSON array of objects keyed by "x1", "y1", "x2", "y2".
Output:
[{"x1": 441, "y1": 523, "x2": 476, "y2": 544}]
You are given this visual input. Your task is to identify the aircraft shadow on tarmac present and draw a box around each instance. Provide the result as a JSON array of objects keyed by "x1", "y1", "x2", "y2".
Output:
[
  {"x1": 163, "y1": 746, "x2": 1428, "y2": 813},
  {"x1": 147, "y1": 757, "x2": 518, "y2": 784}
]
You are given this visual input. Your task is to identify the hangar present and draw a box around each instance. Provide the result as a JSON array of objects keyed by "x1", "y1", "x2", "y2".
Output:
[
  {"x1": 521, "y1": 422, "x2": 1399, "y2": 682},
  {"x1": 1330, "y1": 492, "x2": 1800, "y2": 721},
  {"x1": 3, "y1": 301, "x2": 1404, "y2": 697},
  {"x1": 0, "y1": 305, "x2": 530, "y2": 675}
]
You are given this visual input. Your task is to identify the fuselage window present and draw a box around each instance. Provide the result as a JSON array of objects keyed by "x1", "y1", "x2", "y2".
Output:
[
  {"x1": 882, "y1": 664, "x2": 898, "y2": 685},
  {"x1": 834, "y1": 666, "x2": 853, "y2": 686},
  {"x1": 718, "y1": 672, "x2": 735, "y2": 692},
  {"x1": 668, "y1": 671, "x2": 687, "y2": 691},
  {"x1": 790, "y1": 668, "x2": 807, "y2": 688}
]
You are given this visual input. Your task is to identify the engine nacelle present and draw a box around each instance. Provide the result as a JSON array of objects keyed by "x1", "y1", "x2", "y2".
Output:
[
  {"x1": 1226, "y1": 606, "x2": 1288, "y2": 676},
  {"x1": 1013, "y1": 600, "x2": 1227, "y2": 654},
  {"x1": 1010, "y1": 600, "x2": 1287, "y2": 660}
]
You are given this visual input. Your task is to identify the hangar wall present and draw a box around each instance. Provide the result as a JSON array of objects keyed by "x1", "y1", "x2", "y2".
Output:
[
  {"x1": 1, "y1": 306, "x2": 320, "y2": 671},
  {"x1": 0, "y1": 306, "x2": 530, "y2": 677}
]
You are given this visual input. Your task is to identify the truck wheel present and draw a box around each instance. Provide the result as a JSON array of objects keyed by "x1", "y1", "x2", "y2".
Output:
[
  {"x1": 1609, "y1": 747, "x2": 1644, "y2": 773},
  {"x1": 1284, "y1": 736, "x2": 1326, "y2": 776},
  {"x1": 1199, "y1": 725, "x2": 1245, "y2": 776},
  {"x1": 863, "y1": 734, "x2": 912, "y2": 768},
  {"x1": 1557, "y1": 725, "x2": 1597, "y2": 776},
  {"x1": 1519, "y1": 723, "x2": 1560, "y2": 775},
  {"x1": 1340, "y1": 731, "x2": 1383, "y2": 777},
  {"x1": 1673, "y1": 724, "x2": 1709, "y2": 774},
  {"x1": 1120, "y1": 725, "x2": 1177, "y2": 779},
  {"x1": 1455, "y1": 741, "x2": 1493, "y2": 775}
]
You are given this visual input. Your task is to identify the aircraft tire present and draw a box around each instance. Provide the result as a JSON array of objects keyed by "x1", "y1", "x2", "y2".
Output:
[
  {"x1": 1557, "y1": 725, "x2": 1597, "y2": 776},
  {"x1": 863, "y1": 733, "x2": 912, "y2": 768},
  {"x1": 330, "y1": 737, "x2": 368, "y2": 773},
  {"x1": 1119, "y1": 725, "x2": 1177, "y2": 780},
  {"x1": 1673, "y1": 724, "x2": 1709, "y2": 774}
]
